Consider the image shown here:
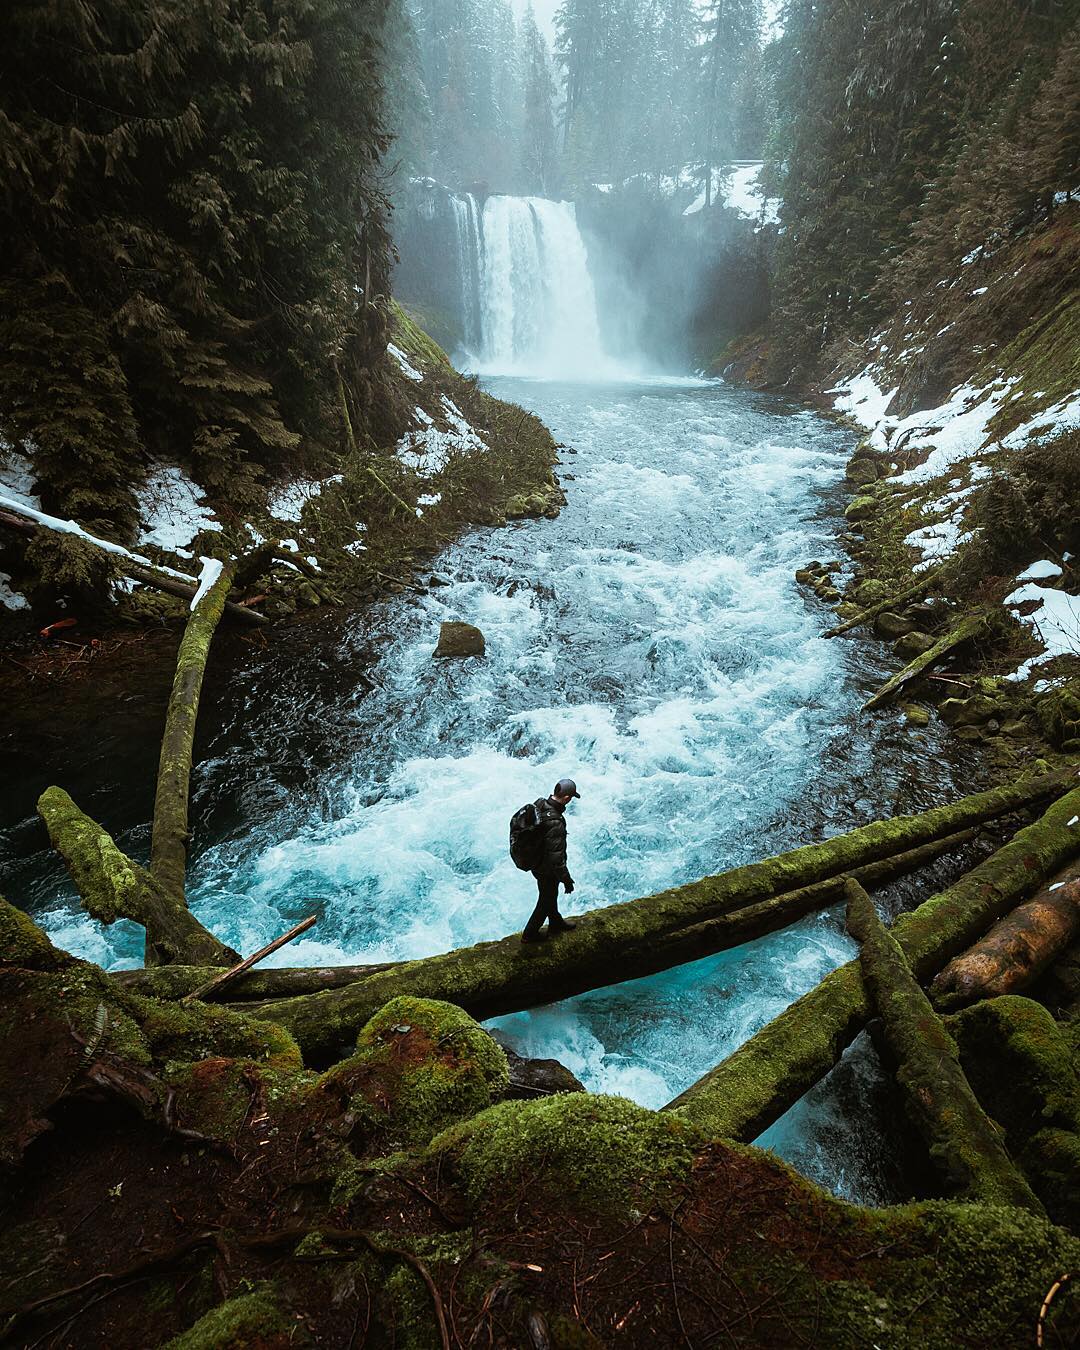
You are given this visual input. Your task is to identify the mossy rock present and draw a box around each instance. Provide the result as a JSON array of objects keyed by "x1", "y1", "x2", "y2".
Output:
[
  {"x1": 900, "y1": 703, "x2": 930, "y2": 727},
  {"x1": 130, "y1": 993, "x2": 302, "y2": 1068},
  {"x1": 851, "y1": 578, "x2": 891, "y2": 607},
  {"x1": 323, "y1": 996, "x2": 509, "y2": 1149},
  {"x1": 433, "y1": 621, "x2": 485, "y2": 658},
  {"x1": 844, "y1": 495, "x2": 878, "y2": 521},
  {"x1": 938, "y1": 695, "x2": 1003, "y2": 726},
  {"x1": 428, "y1": 1092, "x2": 698, "y2": 1212},
  {"x1": 873, "y1": 610, "x2": 914, "y2": 640},
  {"x1": 894, "y1": 631, "x2": 936, "y2": 659},
  {"x1": 1035, "y1": 686, "x2": 1080, "y2": 746},
  {"x1": 162, "y1": 1286, "x2": 297, "y2": 1348},
  {"x1": 0, "y1": 895, "x2": 70, "y2": 971}
]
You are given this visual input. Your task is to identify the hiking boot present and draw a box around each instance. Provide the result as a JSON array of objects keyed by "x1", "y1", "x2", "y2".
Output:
[
  {"x1": 549, "y1": 918, "x2": 577, "y2": 933},
  {"x1": 521, "y1": 930, "x2": 548, "y2": 944}
]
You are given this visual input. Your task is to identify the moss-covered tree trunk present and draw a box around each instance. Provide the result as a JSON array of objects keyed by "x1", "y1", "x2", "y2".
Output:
[
  {"x1": 863, "y1": 612, "x2": 987, "y2": 711},
  {"x1": 845, "y1": 878, "x2": 1044, "y2": 1213},
  {"x1": 664, "y1": 781, "x2": 1080, "y2": 1141},
  {"x1": 931, "y1": 867, "x2": 1080, "y2": 1009},
  {"x1": 150, "y1": 561, "x2": 235, "y2": 906},
  {"x1": 36, "y1": 563, "x2": 240, "y2": 968}
]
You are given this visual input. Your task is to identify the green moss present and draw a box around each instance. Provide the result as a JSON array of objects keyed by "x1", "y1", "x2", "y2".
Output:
[
  {"x1": 383, "y1": 1263, "x2": 440, "y2": 1350},
  {"x1": 429, "y1": 1093, "x2": 698, "y2": 1212},
  {"x1": 130, "y1": 993, "x2": 302, "y2": 1068},
  {"x1": 161, "y1": 1286, "x2": 295, "y2": 1348},
  {"x1": 37, "y1": 785, "x2": 145, "y2": 926},
  {"x1": 323, "y1": 996, "x2": 508, "y2": 1148},
  {"x1": 0, "y1": 894, "x2": 69, "y2": 970}
]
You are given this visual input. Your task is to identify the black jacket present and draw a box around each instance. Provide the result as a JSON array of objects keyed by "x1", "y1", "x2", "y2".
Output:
[{"x1": 533, "y1": 796, "x2": 571, "y2": 881}]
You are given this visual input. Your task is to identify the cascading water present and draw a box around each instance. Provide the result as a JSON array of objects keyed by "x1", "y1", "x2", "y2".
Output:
[{"x1": 453, "y1": 194, "x2": 612, "y2": 378}]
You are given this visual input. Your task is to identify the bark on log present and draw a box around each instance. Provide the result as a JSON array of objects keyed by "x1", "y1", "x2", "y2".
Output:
[
  {"x1": 150, "y1": 561, "x2": 235, "y2": 907},
  {"x1": 0, "y1": 508, "x2": 267, "y2": 625},
  {"x1": 845, "y1": 878, "x2": 1043, "y2": 1214},
  {"x1": 109, "y1": 830, "x2": 978, "y2": 1006},
  {"x1": 241, "y1": 828, "x2": 990, "y2": 1064},
  {"x1": 37, "y1": 786, "x2": 238, "y2": 968},
  {"x1": 863, "y1": 612, "x2": 987, "y2": 711},
  {"x1": 823, "y1": 563, "x2": 949, "y2": 639},
  {"x1": 663, "y1": 780, "x2": 1080, "y2": 1142},
  {"x1": 930, "y1": 865, "x2": 1080, "y2": 1010}
]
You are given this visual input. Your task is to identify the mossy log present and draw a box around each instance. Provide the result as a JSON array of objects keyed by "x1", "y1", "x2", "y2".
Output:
[
  {"x1": 822, "y1": 562, "x2": 949, "y2": 639},
  {"x1": 845, "y1": 878, "x2": 1044, "y2": 1214},
  {"x1": 150, "y1": 561, "x2": 235, "y2": 906},
  {"x1": 112, "y1": 830, "x2": 977, "y2": 1008},
  {"x1": 36, "y1": 563, "x2": 240, "y2": 968},
  {"x1": 0, "y1": 507, "x2": 267, "y2": 625},
  {"x1": 243, "y1": 825, "x2": 1011, "y2": 1065},
  {"x1": 37, "y1": 786, "x2": 238, "y2": 968},
  {"x1": 664, "y1": 780, "x2": 1080, "y2": 1142},
  {"x1": 863, "y1": 611, "x2": 987, "y2": 711},
  {"x1": 931, "y1": 865, "x2": 1080, "y2": 1010}
]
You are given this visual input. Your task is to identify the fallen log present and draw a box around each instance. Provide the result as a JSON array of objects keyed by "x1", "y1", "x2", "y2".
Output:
[
  {"x1": 930, "y1": 864, "x2": 1080, "y2": 1010},
  {"x1": 663, "y1": 779, "x2": 1080, "y2": 1142},
  {"x1": 111, "y1": 829, "x2": 978, "y2": 1006},
  {"x1": 845, "y1": 878, "x2": 1043, "y2": 1214},
  {"x1": 240, "y1": 829, "x2": 985, "y2": 1064},
  {"x1": 823, "y1": 562, "x2": 949, "y2": 639},
  {"x1": 863, "y1": 611, "x2": 987, "y2": 711},
  {"x1": 0, "y1": 507, "x2": 267, "y2": 625},
  {"x1": 37, "y1": 563, "x2": 241, "y2": 968}
]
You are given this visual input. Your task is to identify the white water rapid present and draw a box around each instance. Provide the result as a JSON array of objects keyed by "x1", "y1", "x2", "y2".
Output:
[
  {"x1": 455, "y1": 194, "x2": 612, "y2": 378},
  {"x1": 26, "y1": 378, "x2": 967, "y2": 1205}
]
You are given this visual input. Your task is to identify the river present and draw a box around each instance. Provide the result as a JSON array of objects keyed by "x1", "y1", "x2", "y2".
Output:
[{"x1": 13, "y1": 372, "x2": 974, "y2": 1204}]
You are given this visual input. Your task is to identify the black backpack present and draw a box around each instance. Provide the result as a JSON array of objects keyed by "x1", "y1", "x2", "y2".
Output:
[{"x1": 509, "y1": 800, "x2": 544, "y2": 871}]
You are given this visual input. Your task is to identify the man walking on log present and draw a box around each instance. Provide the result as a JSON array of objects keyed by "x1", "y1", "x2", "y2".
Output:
[{"x1": 516, "y1": 778, "x2": 580, "y2": 943}]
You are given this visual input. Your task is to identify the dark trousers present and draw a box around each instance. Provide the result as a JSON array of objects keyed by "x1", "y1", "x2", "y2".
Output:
[{"x1": 524, "y1": 872, "x2": 562, "y2": 938}]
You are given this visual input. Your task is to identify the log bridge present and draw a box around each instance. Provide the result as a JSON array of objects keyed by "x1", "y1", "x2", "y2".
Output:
[{"x1": 11, "y1": 554, "x2": 1080, "y2": 1177}]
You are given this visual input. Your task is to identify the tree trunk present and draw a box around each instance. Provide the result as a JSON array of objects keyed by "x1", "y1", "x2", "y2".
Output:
[
  {"x1": 37, "y1": 787, "x2": 238, "y2": 968},
  {"x1": 823, "y1": 563, "x2": 948, "y2": 639},
  {"x1": 663, "y1": 781, "x2": 1080, "y2": 1142},
  {"x1": 150, "y1": 561, "x2": 236, "y2": 907},
  {"x1": 863, "y1": 612, "x2": 987, "y2": 711},
  {"x1": 110, "y1": 830, "x2": 977, "y2": 1008},
  {"x1": 845, "y1": 878, "x2": 1043, "y2": 1214},
  {"x1": 240, "y1": 828, "x2": 991, "y2": 1065},
  {"x1": 930, "y1": 867, "x2": 1080, "y2": 1010}
]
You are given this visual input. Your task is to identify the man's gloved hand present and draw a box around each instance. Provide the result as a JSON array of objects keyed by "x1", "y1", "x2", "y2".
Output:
[{"x1": 563, "y1": 876, "x2": 575, "y2": 894}]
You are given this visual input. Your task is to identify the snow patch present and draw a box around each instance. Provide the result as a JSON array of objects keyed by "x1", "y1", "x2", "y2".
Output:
[
  {"x1": 0, "y1": 570, "x2": 29, "y2": 611},
  {"x1": 1003, "y1": 583, "x2": 1080, "y2": 681},
  {"x1": 0, "y1": 450, "x2": 40, "y2": 511},
  {"x1": 396, "y1": 399, "x2": 487, "y2": 477},
  {"x1": 388, "y1": 342, "x2": 423, "y2": 383},
  {"x1": 682, "y1": 163, "x2": 780, "y2": 227},
  {"x1": 137, "y1": 464, "x2": 220, "y2": 552},
  {"x1": 268, "y1": 476, "x2": 342, "y2": 524},
  {"x1": 190, "y1": 556, "x2": 223, "y2": 611},
  {"x1": 1017, "y1": 559, "x2": 1063, "y2": 582}
]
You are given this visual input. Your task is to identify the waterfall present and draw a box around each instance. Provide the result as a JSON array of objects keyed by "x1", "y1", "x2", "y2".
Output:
[{"x1": 451, "y1": 193, "x2": 610, "y2": 378}]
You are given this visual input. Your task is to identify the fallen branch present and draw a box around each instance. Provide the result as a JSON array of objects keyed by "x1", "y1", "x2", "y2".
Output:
[
  {"x1": 823, "y1": 563, "x2": 949, "y2": 639},
  {"x1": 845, "y1": 878, "x2": 1043, "y2": 1213},
  {"x1": 663, "y1": 779, "x2": 1080, "y2": 1142},
  {"x1": 0, "y1": 507, "x2": 267, "y2": 626},
  {"x1": 930, "y1": 864, "x2": 1080, "y2": 1010},
  {"x1": 863, "y1": 612, "x2": 987, "y2": 711},
  {"x1": 181, "y1": 915, "x2": 318, "y2": 1004}
]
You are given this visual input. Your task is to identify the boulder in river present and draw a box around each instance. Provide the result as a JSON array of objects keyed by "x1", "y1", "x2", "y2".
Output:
[
  {"x1": 434, "y1": 620, "x2": 485, "y2": 658},
  {"x1": 499, "y1": 1045, "x2": 586, "y2": 1098}
]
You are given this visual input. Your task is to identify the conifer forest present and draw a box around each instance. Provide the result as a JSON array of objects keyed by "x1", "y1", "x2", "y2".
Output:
[{"x1": 1, "y1": 1, "x2": 1079, "y2": 1346}]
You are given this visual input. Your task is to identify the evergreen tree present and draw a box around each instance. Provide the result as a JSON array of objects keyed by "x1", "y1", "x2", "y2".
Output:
[
  {"x1": 520, "y1": 6, "x2": 560, "y2": 194},
  {"x1": 0, "y1": 0, "x2": 395, "y2": 529}
]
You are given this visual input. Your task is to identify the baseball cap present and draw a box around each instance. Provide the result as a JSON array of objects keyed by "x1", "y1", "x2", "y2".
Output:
[{"x1": 554, "y1": 778, "x2": 581, "y2": 799}]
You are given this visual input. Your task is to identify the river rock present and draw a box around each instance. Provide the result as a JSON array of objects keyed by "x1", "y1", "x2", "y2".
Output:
[
  {"x1": 1000, "y1": 718, "x2": 1030, "y2": 738},
  {"x1": 938, "y1": 695, "x2": 1002, "y2": 726},
  {"x1": 900, "y1": 703, "x2": 930, "y2": 727},
  {"x1": 873, "y1": 611, "x2": 914, "y2": 640},
  {"x1": 500, "y1": 1046, "x2": 585, "y2": 1098},
  {"x1": 894, "y1": 631, "x2": 936, "y2": 659},
  {"x1": 433, "y1": 621, "x2": 485, "y2": 658},
  {"x1": 851, "y1": 578, "x2": 890, "y2": 608},
  {"x1": 844, "y1": 495, "x2": 878, "y2": 521}
]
